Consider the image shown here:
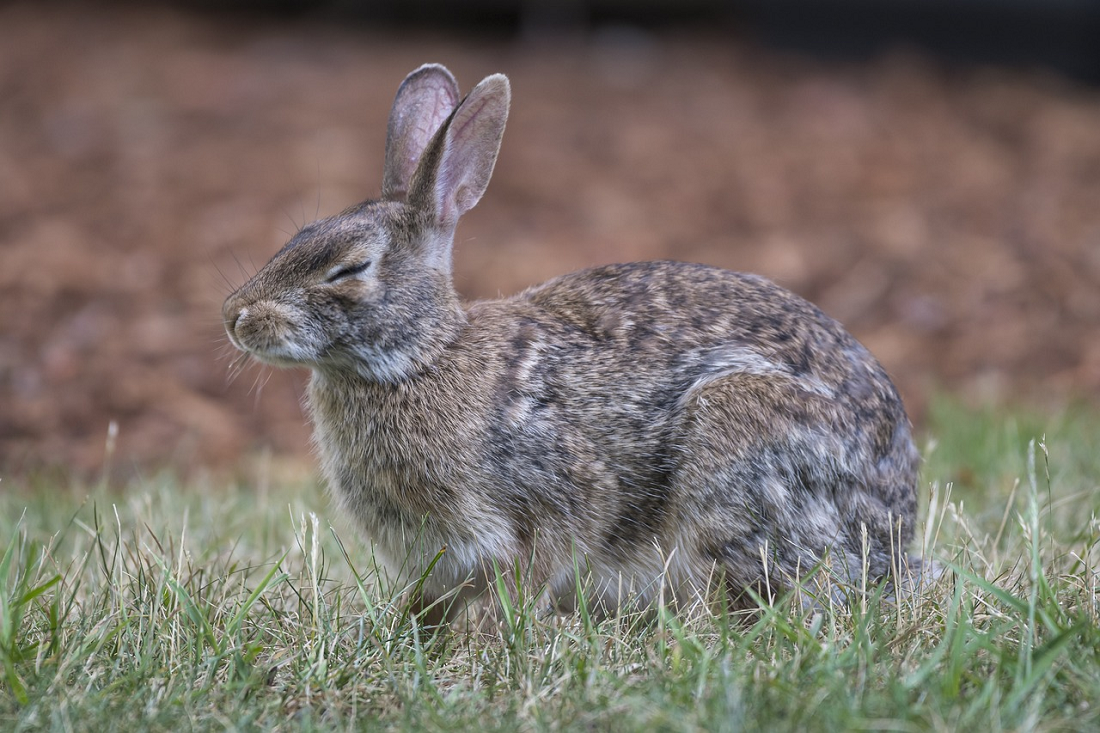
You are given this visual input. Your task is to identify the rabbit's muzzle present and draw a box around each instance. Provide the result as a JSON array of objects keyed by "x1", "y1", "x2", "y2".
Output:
[{"x1": 224, "y1": 297, "x2": 317, "y2": 366}]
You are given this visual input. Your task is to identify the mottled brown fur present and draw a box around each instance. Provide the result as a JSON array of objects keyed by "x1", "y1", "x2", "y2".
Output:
[{"x1": 223, "y1": 64, "x2": 921, "y2": 620}]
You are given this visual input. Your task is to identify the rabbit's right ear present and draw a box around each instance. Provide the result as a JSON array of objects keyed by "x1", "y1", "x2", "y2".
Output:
[
  {"x1": 408, "y1": 74, "x2": 510, "y2": 231},
  {"x1": 382, "y1": 64, "x2": 461, "y2": 201}
]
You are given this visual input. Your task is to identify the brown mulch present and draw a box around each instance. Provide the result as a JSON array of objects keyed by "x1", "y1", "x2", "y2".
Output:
[{"x1": 3, "y1": 4, "x2": 1099, "y2": 477}]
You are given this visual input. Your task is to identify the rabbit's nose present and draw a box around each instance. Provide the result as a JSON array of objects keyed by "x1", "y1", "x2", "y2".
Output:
[{"x1": 226, "y1": 306, "x2": 248, "y2": 339}]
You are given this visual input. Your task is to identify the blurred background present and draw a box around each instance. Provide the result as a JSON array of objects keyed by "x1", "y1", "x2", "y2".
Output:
[{"x1": 2, "y1": 0, "x2": 1100, "y2": 478}]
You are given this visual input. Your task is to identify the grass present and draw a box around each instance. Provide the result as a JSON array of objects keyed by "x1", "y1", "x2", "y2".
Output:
[{"x1": 2, "y1": 401, "x2": 1099, "y2": 731}]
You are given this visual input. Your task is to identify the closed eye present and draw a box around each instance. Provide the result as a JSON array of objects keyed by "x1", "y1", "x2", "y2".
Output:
[{"x1": 325, "y1": 261, "x2": 371, "y2": 282}]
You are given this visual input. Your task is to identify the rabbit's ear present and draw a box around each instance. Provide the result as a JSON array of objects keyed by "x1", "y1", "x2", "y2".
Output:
[
  {"x1": 382, "y1": 64, "x2": 460, "y2": 201},
  {"x1": 409, "y1": 74, "x2": 510, "y2": 229}
]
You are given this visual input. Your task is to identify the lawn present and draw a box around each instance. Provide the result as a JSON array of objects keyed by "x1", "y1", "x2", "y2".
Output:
[{"x1": 2, "y1": 400, "x2": 1099, "y2": 731}]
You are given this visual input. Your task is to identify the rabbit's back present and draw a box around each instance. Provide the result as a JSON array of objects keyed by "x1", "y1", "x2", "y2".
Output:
[{"x1": 491, "y1": 261, "x2": 917, "y2": 591}]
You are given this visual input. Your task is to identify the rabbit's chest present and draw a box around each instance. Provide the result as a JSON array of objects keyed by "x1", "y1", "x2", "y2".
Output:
[
  {"x1": 312, "y1": 395, "x2": 520, "y2": 581},
  {"x1": 314, "y1": 402, "x2": 466, "y2": 496},
  {"x1": 308, "y1": 371, "x2": 490, "y2": 511}
]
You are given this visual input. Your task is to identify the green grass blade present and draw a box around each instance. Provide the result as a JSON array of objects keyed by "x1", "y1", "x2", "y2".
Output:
[{"x1": 226, "y1": 551, "x2": 289, "y2": 639}]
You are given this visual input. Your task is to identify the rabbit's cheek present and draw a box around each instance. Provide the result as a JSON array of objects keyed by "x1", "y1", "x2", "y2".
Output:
[{"x1": 325, "y1": 283, "x2": 379, "y2": 315}]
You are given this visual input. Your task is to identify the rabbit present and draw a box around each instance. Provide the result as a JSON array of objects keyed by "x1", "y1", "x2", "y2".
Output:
[{"x1": 223, "y1": 63, "x2": 923, "y2": 622}]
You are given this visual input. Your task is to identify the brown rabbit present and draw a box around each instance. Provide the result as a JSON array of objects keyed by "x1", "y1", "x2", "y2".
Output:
[{"x1": 223, "y1": 64, "x2": 922, "y2": 620}]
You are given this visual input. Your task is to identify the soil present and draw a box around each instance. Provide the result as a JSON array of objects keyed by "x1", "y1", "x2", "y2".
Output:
[{"x1": 3, "y1": 4, "x2": 1100, "y2": 477}]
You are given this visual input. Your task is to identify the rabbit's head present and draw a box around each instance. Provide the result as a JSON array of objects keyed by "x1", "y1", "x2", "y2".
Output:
[{"x1": 223, "y1": 64, "x2": 510, "y2": 381}]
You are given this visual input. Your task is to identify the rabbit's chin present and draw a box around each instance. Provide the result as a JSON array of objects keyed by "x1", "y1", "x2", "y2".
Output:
[
  {"x1": 245, "y1": 350, "x2": 316, "y2": 369},
  {"x1": 234, "y1": 343, "x2": 320, "y2": 369}
]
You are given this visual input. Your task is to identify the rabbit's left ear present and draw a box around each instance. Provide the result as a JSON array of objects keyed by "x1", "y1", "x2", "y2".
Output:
[
  {"x1": 382, "y1": 64, "x2": 461, "y2": 201},
  {"x1": 408, "y1": 74, "x2": 510, "y2": 229}
]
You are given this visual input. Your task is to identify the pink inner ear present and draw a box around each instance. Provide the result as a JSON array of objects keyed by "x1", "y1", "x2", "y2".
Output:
[
  {"x1": 398, "y1": 87, "x2": 456, "y2": 191},
  {"x1": 395, "y1": 95, "x2": 448, "y2": 186},
  {"x1": 415, "y1": 83, "x2": 459, "y2": 153},
  {"x1": 435, "y1": 142, "x2": 470, "y2": 226}
]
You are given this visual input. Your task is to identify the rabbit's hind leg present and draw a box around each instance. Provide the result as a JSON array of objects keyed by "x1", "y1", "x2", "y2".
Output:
[{"x1": 668, "y1": 371, "x2": 873, "y2": 608}]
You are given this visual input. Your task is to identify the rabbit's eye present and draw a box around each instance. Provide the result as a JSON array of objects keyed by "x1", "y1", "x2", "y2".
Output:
[{"x1": 325, "y1": 261, "x2": 371, "y2": 283}]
